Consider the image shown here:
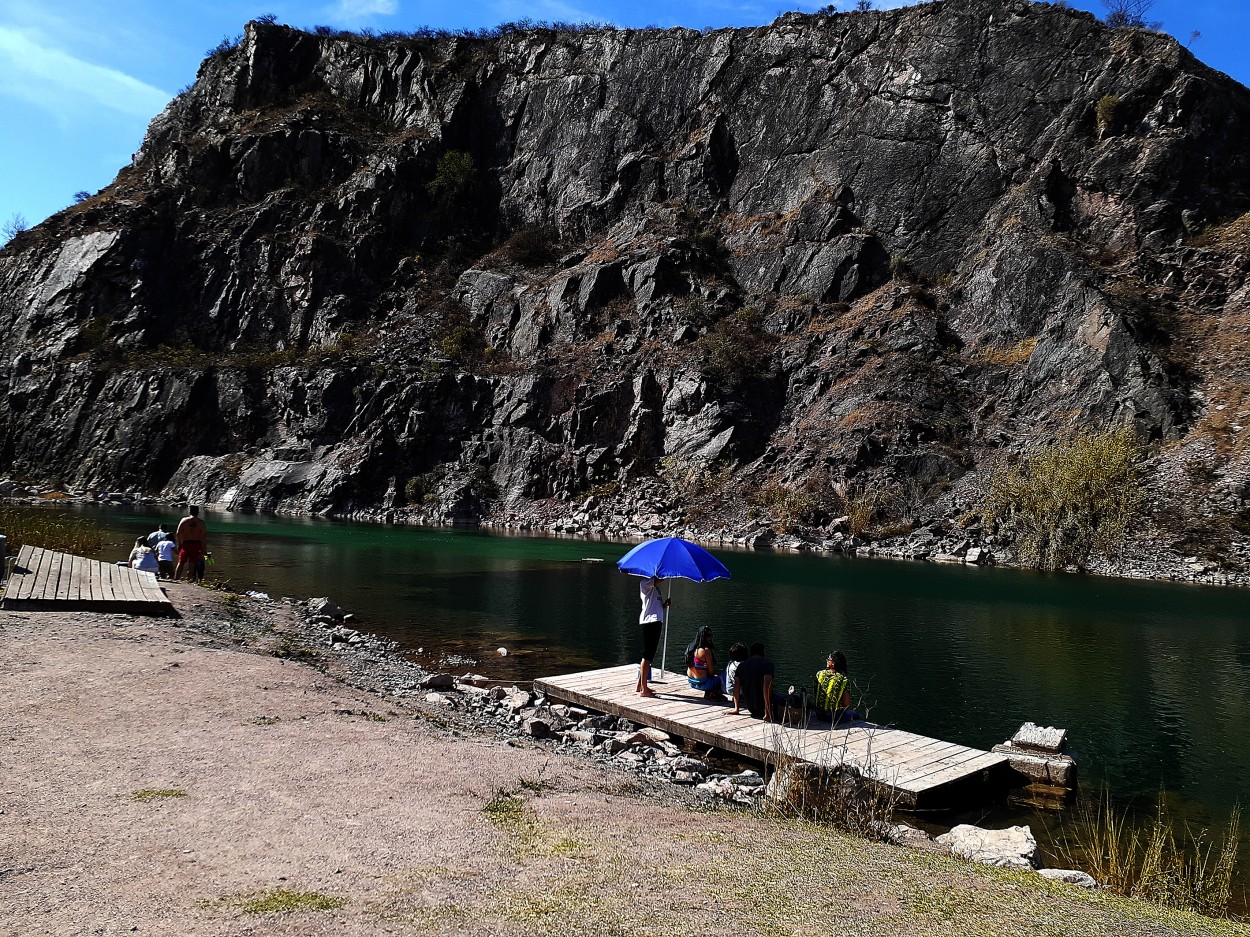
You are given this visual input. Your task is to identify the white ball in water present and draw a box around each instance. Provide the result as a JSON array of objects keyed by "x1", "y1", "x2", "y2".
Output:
[{"x1": 497, "y1": 647, "x2": 509, "y2": 657}]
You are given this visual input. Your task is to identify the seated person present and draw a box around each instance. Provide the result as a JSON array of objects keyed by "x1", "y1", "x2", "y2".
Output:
[
  {"x1": 127, "y1": 536, "x2": 159, "y2": 574},
  {"x1": 723, "y1": 642, "x2": 748, "y2": 699},
  {"x1": 728, "y1": 642, "x2": 784, "y2": 720},
  {"x1": 685, "y1": 625, "x2": 724, "y2": 698},
  {"x1": 815, "y1": 650, "x2": 862, "y2": 725}
]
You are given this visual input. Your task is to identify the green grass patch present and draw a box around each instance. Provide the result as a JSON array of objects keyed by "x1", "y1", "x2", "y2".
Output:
[
  {"x1": 132, "y1": 788, "x2": 186, "y2": 802},
  {"x1": 238, "y1": 888, "x2": 345, "y2": 914}
]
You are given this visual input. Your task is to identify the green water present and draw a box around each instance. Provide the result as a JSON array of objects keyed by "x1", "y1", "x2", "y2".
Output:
[{"x1": 56, "y1": 505, "x2": 1250, "y2": 870}]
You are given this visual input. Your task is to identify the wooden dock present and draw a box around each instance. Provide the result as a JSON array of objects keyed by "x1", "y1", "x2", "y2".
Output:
[
  {"x1": 534, "y1": 664, "x2": 1010, "y2": 809},
  {"x1": 2, "y1": 545, "x2": 173, "y2": 614}
]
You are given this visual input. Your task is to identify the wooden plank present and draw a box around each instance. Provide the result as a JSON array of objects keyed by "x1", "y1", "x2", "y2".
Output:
[
  {"x1": 49, "y1": 550, "x2": 70, "y2": 600},
  {"x1": 119, "y1": 565, "x2": 141, "y2": 603},
  {"x1": 28, "y1": 546, "x2": 53, "y2": 600},
  {"x1": 896, "y1": 750, "x2": 1001, "y2": 793},
  {"x1": 905, "y1": 750, "x2": 1009, "y2": 790},
  {"x1": 5, "y1": 545, "x2": 34, "y2": 599},
  {"x1": 34, "y1": 547, "x2": 59, "y2": 600},
  {"x1": 103, "y1": 560, "x2": 118, "y2": 601}
]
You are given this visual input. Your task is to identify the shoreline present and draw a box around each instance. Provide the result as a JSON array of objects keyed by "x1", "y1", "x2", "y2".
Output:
[
  {"x1": 2, "y1": 584, "x2": 1245, "y2": 934},
  {"x1": 8, "y1": 484, "x2": 1250, "y2": 590}
]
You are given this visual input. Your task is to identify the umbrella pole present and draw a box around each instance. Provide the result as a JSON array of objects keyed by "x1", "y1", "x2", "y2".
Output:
[{"x1": 659, "y1": 580, "x2": 672, "y2": 678}]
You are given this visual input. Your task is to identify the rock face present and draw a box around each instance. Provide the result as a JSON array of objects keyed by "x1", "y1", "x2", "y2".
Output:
[{"x1": 1, "y1": 2, "x2": 1249, "y2": 570}]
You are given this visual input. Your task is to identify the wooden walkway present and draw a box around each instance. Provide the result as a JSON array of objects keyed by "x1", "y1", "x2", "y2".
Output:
[
  {"x1": 534, "y1": 664, "x2": 1010, "y2": 809},
  {"x1": 2, "y1": 545, "x2": 173, "y2": 614}
]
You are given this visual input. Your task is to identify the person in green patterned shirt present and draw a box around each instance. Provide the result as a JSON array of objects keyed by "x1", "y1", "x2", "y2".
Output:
[{"x1": 815, "y1": 650, "x2": 860, "y2": 725}]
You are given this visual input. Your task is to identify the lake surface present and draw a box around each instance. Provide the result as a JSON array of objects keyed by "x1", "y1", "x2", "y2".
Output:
[{"x1": 56, "y1": 504, "x2": 1250, "y2": 870}]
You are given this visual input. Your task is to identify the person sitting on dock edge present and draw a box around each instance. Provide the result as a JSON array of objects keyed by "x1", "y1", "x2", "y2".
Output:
[
  {"x1": 127, "y1": 536, "x2": 159, "y2": 574},
  {"x1": 636, "y1": 575, "x2": 669, "y2": 698},
  {"x1": 815, "y1": 650, "x2": 862, "y2": 726},
  {"x1": 728, "y1": 642, "x2": 778, "y2": 720},
  {"x1": 684, "y1": 625, "x2": 723, "y2": 699},
  {"x1": 723, "y1": 642, "x2": 748, "y2": 700}
]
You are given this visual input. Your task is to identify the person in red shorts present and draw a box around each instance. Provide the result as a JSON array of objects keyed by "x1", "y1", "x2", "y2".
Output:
[{"x1": 174, "y1": 505, "x2": 208, "y2": 582}]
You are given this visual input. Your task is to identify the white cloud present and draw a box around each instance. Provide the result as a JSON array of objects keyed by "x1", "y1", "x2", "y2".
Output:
[
  {"x1": 0, "y1": 26, "x2": 170, "y2": 124},
  {"x1": 332, "y1": 0, "x2": 399, "y2": 18},
  {"x1": 491, "y1": 0, "x2": 603, "y2": 24}
]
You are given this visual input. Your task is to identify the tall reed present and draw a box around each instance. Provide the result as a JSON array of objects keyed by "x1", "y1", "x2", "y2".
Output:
[
  {"x1": 1053, "y1": 786, "x2": 1242, "y2": 917},
  {"x1": 0, "y1": 505, "x2": 108, "y2": 556}
]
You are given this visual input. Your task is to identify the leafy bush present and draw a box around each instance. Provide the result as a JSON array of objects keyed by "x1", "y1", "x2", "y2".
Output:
[
  {"x1": 428, "y1": 150, "x2": 476, "y2": 208},
  {"x1": 694, "y1": 307, "x2": 773, "y2": 388},
  {"x1": 404, "y1": 474, "x2": 438, "y2": 505},
  {"x1": 752, "y1": 481, "x2": 818, "y2": 533},
  {"x1": 981, "y1": 426, "x2": 1143, "y2": 570},
  {"x1": 206, "y1": 33, "x2": 242, "y2": 57},
  {"x1": 436, "y1": 305, "x2": 490, "y2": 368}
]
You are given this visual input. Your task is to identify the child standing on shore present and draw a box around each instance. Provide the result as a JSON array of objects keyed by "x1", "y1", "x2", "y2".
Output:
[{"x1": 155, "y1": 534, "x2": 176, "y2": 580}]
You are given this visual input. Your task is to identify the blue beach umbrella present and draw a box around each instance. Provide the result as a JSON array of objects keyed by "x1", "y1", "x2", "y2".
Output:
[{"x1": 617, "y1": 537, "x2": 731, "y2": 676}]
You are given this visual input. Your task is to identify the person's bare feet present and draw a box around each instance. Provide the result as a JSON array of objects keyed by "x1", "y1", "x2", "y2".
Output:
[{"x1": 639, "y1": 689, "x2": 657, "y2": 698}]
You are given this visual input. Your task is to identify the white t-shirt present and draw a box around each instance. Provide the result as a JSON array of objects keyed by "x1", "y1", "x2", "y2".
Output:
[
  {"x1": 156, "y1": 539, "x2": 176, "y2": 562},
  {"x1": 639, "y1": 578, "x2": 666, "y2": 624},
  {"x1": 129, "y1": 547, "x2": 158, "y2": 573},
  {"x1": 725, "y1": 659, "x2": 741, "y2": 695}
]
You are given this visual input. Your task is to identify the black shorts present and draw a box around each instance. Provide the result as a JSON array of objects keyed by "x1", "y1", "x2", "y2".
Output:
[{"x1": 642, "y1": 619, "x2": 663, "y2": 661}]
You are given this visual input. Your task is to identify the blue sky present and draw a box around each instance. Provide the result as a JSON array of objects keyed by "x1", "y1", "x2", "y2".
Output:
[{"x1": 1, "y1": 0, "x2": 1246, "y2": 232}]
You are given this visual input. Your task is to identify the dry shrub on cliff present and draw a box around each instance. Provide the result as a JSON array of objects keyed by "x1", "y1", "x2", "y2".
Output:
[
  {"x1": 752, "y1": 481, "x2": 818, "y2": 533},
  {"x1": 694, "y1": 307, "x2": 774, "y2": 388},
  {"x1": 981, "y1": 425, "x2": 1143, "y2": 570},
  {"x1": 971, "y1": 336, "x2": 1038, "y2": 366},
  {"x1": 497, "y1": 227, "x2": 559, "y2": 266}
]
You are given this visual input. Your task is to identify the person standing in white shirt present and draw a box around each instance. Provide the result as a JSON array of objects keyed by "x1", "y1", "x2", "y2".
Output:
[{"x1": 636, "y1": 575, "x2": 669, "y2": 698}]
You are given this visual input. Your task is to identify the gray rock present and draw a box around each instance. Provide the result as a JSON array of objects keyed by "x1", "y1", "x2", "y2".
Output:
[
  {"x1": 1037, "y1": 868, "x2": 1098, "y2": 888},
  {"x1": 307, "y1": 597, "x2": 344, "y2": 619},
  {"x1": 523, "y1": 717, "x2": 553, "y2": 739},
  {"x1": 936, "y1": 824, "x2": 1040, "y2": 870}
]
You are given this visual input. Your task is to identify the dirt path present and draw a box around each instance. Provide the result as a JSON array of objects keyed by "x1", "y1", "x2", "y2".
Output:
[{"x1": 1, "y1": 586, "x2": 1243, "y2": 936}]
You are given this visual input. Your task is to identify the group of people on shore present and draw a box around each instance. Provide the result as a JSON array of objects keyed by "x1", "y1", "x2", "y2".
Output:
[
  {"x1": 125, "y1": 506, "x2": 209, "y2": 582},
  {"x1": 635, "y1": 574, "x2": 862, "y2": 725}
]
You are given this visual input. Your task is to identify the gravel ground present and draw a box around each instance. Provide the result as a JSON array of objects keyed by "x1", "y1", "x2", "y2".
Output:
[{"x1": 2, "y1": 585, "x2": 1245, "y2": 937}]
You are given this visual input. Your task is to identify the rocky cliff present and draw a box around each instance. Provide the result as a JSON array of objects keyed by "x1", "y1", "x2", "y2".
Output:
[{"x1": 2, "y1": 0, "x2": 1249, "y2": 575}]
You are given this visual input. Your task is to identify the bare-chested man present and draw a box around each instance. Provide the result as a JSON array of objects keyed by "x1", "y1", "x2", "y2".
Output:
[{"x1": 174, "y1": 505, "x2": 207, "y2": 582}]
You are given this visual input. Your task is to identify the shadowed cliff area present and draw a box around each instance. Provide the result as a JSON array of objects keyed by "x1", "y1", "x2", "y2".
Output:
[{"x1": 2, "y1": 0, "x2": 1249, "y2": 574}]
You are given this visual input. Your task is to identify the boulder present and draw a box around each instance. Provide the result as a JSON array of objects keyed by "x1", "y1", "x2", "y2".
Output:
[
  {"x1": 420, "y1": 673, "x2": 456, "y2": 689},
  {"x1": 524, "y1": 717, "x2": 553, "y2": 739},
  {"x1": 308, "y1": 597, "x2": 344, "y2": 619},
  {"x1": 936, "y1": 824, "x2": 1040, "y2": 870},
  {"x1": 1037, "y1": 868, "x2": 1098, "y2": 888}
]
